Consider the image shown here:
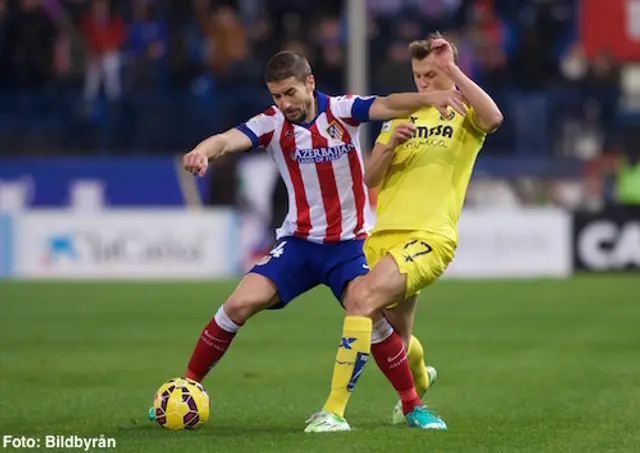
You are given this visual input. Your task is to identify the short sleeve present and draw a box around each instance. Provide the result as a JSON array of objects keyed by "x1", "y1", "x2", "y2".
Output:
[
  {"x1": 235, "y1": 107, "x2": 278, "y2": 149},
  {"x1": 331, "y1": 95, "x2": 377, "y2": 125},
  {"x1": 465, "y1": 105, "x2": 488, "y2": 136},
  {"x1": 375, "y1": 119, "x2": 398, "y2": 145}
]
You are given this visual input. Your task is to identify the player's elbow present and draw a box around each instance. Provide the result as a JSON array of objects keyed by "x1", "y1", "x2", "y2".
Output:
[{"x1": 485, "y1": 110, "x2": 504, "y2": 132}]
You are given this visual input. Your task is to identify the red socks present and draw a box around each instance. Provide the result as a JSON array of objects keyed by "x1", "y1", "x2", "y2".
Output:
[
  {"x1": 185, "y1": 306, "x2": 242, "y2": 382},
  {"x1": 371, "y1": 328, "x2": 422, "y2": 415},
  {"x1": 187, "y1": 308, "x2": 421, "y2": 417}
]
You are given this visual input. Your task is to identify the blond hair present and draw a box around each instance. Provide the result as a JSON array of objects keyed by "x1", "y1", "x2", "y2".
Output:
[{"x1": 409, "y1": 31, "x2": 459, "y2": 64}]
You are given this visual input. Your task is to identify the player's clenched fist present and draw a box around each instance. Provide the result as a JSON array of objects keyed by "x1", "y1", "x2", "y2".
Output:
[
  {"x1": 183, "y1": 149, "x2": 208, "y2": 177},
  {"x1": 389, "y1": 123, "x2": 417, "y2": 148}
]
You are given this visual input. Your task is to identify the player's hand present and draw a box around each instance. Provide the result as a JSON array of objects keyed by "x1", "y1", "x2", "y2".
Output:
[
  {"x1": 431, "y1": 38, "x2": 456, "y2": 72},
  {"x1": 389, "y1": 123, "x2": 416, "y2": 148},
  {"x1": 423, "y1": 90, "x2": 467, "y2": 119},
  {"x1": 183, "y1": 149, "x2": 209, "y2": 177}
]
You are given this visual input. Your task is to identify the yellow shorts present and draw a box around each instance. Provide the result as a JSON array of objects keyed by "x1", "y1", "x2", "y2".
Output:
[{"x1": 363, "y1": 230, "x2": 456, "y2": 303}]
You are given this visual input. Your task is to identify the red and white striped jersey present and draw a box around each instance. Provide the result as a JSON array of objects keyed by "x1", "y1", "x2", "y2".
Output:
[{"x1": 236, "y1": 91, "x2": 376, "y2": 244}]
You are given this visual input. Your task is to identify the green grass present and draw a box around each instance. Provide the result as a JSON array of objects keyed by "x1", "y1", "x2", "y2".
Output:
[{"x1": 1, "y1": 276, "x2": 639, "y2": 452}]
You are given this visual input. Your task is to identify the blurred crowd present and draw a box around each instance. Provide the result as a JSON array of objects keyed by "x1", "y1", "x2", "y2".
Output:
[
  {"x1": 0, "y1": 0, "x2": 637, "y2": 216},
  {"x1": 0, "y1": 0, "x2": 628, "y2": 155},
  {"x1": 0, "y1": 0, "x2": 639, "y2": 210}
]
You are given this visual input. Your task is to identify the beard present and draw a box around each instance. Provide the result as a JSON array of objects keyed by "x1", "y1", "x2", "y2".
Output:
[
  {"x1": 285, "y1": 98, "x2": 313, "y2": 124},
  {"x1": 285, "y1": 109, "x2": 306, "y2": 123}
]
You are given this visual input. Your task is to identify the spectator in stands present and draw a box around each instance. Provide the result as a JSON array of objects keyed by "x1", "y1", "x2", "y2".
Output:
[
  {"x1": 584, "y1": 49, "x2": 621, "y2": 149},
  {"x1": 511, "y1": 26, "x2": 555, "y2": 91},
  {"x1": 559, "y1": 42, "x2": 588, "y2": 86},
  {"x1": 374, "y1": 41, "x2": 414, "y2": 94},
  {"x1": 196, "y1": 3, "x2": 249, "y2": 84},
  {"x1": 413, "y1": 0, "x2": 463, "y2": 32},
  {"x1": 80, "y1": 0, "x2": 126, "y2": 103},
  {"x1": 312, "y1": 15, "x2": 344, "y2": 94},
  {"x1": 468, "y1": 1, "x2": 508, "y2": 88},
  {"x1": 510, "y1": 26, "x2": 556, "y2": 155},
  {"x1": 126, "y1": 0, "x2": 168, "y2": 92},
  {"x1": 615, "y1": 125, "x2": 640, "y2": 206},
  {"x1": 557, "y1": 43, "x2": 603, "y2": 161},
  {"x1": 42, "y1": 0, "x2": 86, "y2": 89},
  {"x1": 446, "y1": 30, "x2": 475, "y2": 81},
  {"x1": 5, "y1": 0, "x2": 57, "y2": 90},
  {"x1": 0, "y1": 0, "x2": 9, "y2": 88}
]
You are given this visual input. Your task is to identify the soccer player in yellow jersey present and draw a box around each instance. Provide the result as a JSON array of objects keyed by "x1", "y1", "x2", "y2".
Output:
[{"x1": 305, "y1": 32, "x2": 503, "y2": 433}]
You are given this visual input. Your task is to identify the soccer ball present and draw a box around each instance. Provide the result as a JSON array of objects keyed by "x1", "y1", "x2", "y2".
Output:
[{"x1": 152, "y1": 377, "x2": 210, "y2": 430}]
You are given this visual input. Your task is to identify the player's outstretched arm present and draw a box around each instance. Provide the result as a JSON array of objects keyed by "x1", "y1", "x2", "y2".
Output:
[
  {"x1": 184, "y1": 128, "x2": 253, "y2": 177},
  {"x1": 368, "y1": 91, "x2": 467, "y2": 122},
  {"x1": 432, "y1": 38, "x2": 503, "y2": 133},
  {"x1": 365, "y1": 122, "x2": 416, "y2": 187}
]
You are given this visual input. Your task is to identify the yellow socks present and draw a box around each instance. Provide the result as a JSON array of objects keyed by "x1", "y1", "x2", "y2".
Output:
[
  {"x1": 406, "y1": 335, "x2": 430, "y2": 395},
  {"x1": 322, "y1": 316, "x2": 372, "y2": 418}
]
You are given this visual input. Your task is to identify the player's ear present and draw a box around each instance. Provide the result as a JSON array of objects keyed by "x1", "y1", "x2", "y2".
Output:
[{"x1": 306, "y1": 74, "x2": 316, "y2": 91}]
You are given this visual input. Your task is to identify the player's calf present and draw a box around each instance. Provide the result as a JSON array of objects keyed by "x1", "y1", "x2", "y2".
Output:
[
  {"x1": 185, "y1": 273, "x2": 280, "y2": 382},
  {"x1": 370, "y1": 317, "x2": 423, "y2": 416},
  {"x1": 383, "y1": 295, "x2": 418, "y2": 347}
]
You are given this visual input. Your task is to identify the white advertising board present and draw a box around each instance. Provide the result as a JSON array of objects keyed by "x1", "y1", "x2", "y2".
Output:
[
  {"x1": 445, "y1": 208, "x2": 572, "y2": 278},
  {"x1": 14, "y1": 209, "x2": 239, "y2": 279}
]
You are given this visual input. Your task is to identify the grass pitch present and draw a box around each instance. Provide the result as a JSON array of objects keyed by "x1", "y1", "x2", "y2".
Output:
[{"x1": 1, "y1": 276, "x2": 639, "y2": 452}]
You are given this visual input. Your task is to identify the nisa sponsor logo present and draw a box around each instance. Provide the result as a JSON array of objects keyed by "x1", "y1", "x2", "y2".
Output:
[
  {"x1": 414, "y1": 124, "x2": 454, "y2": 139},
  {"x1": 290, "y1": 143, "x2": 355, "y2": 164}
]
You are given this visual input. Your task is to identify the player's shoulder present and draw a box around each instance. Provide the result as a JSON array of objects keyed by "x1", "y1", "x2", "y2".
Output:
[
  {"x1": 248, "y1": 105, "x2": 283, "y2": 122},
  {"x1": 264, "y1": 105, "x2": 284, "y2": 120}
]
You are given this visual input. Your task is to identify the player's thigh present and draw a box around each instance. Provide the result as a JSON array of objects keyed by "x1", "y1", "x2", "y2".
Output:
[
  {"x1": 225, "y1": 272, "x2": 281, "y2": 322},
  {"x1": 344, "y1": 253, "x2": 408, "y2": 316},
  {"x1": 320, "y1": 240, "x2": 370, "y2": 305},
  {"x1": 247, "y1": 237, "x2": 318, "y2": 310},
  {"x1": 383, "y1": 295, "x2": 418, "y2": 347},
  {"x1": 387, "y1": 235, "x2": 450, "y2": 299}
]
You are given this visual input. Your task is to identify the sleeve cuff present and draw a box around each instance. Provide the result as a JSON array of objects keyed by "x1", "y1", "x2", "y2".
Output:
[
  {"x1": 351, "y1": 97, "x2": 376, "y2": 123},
  {"x1": 235, "y1": 124, "x2": 259, "y2": 148}
]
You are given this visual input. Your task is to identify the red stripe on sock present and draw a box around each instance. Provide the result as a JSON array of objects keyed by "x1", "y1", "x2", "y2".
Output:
[
  {"x1": 186, "y1": 317, "x2": 237, "y2": 382},
  {"x1": 371, "y1": 331, "x2": 422, "y2": 415}
]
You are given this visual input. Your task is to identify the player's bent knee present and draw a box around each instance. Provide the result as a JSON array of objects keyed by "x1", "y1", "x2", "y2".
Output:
[
  {"x1": 224, "y1": 294, "x2": 273, "y2": 323},
  {"x1": 343, "y1": 278, "x2": 378, "y2": 318},
  {"x1": 224, "y1": 275, "x2": 279, "y2": 323}
]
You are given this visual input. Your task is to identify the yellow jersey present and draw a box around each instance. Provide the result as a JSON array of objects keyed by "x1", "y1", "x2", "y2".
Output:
[{"x1": 372, "y1": 105, "x2": 487, "y2": 245}]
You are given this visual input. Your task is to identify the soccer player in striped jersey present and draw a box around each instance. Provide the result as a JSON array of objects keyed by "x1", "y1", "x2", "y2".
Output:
[
  {"x1": 149, "y1": 50, "x2": 467, "y2": 429},
  {"x1": 305, "y1": 33, "x2": 503, "y2": 433}
]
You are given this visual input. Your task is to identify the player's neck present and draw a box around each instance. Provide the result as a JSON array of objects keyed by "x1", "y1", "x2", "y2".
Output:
[{"x1": 304, "y1": 97, "x2": 318, "y2": 124}]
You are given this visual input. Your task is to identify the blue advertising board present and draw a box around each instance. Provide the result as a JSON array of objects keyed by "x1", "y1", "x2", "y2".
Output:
[{"x1": 0, "y1": 157, "x2": 210, "y2": 207}]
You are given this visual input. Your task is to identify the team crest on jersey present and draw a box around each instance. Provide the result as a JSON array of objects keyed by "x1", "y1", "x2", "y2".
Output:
[
  {"x1": 440, "y1": 110, "x2": 456, "y2": 121},
  {"x1": 326, "y1": 121, "x2": 344, "y2": 141}
]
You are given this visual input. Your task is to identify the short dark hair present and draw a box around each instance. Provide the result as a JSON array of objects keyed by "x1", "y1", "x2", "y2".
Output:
[
  {"x1": 265, "y1": 51, "x2": 312, "y2": 84},
  {"x1": 409, "y1": 31, "x2": 459, "y2": 65}
]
